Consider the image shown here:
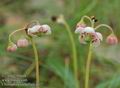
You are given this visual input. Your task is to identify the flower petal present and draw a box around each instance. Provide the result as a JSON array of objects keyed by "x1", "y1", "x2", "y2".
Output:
[
  {"x1": 41, "y1": 24, "x2": 52, "y2": 35},
  {"x1": 75, "y1": 27, "x2": 85, "y2": 34},
  {"x1": 96, "y1": 32, "x2": 103, "y2": 41},
  {"x1": 82, "y1": 27, "x2": 95, "y2": 33},
  {"x1": 28, "y1": 25, "x2": 41, "y2": 35}
]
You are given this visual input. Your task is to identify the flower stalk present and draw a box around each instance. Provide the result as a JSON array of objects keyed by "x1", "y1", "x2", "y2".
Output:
[
  {"x1": 75, "y1": 15, "x2": 118, "y2": 88},
  {"x1": 85, "y1": 43, "x2": 92, "y2": 88},
  {"x1": 30, "y1": 37, "x2": 40, "y2": 88},
  {"x1": 9, "y1": 28, "x2": 25, "y2": 42},
  {"x1": 7, "y1": 21, "x2": 51, "y2": 88},
  {"x1": 95, "y1": 24, "x2": 114, "y2": 34},
  {"x1": 63, "y1": 21, "x2": 79, "y2": 88}
]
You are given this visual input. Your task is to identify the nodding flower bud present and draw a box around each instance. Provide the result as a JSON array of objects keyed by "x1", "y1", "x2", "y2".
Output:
[
  {"x1": 27, "y1": 25, "x2": 41, "y2": 36},
  {"x1": 40, "y1": 24, "x2": 51, "y2": 35},
  {"x1": 27, "y1": 24, "x2": 51, "y2": 36},
  {"x1": 7, "y1": 43, "x2": 17, "y2": 52},
  {"x1": 106, "y1": 34, "x2": 118, "y2": 45},
  {"x1": 17, "y1": 38, "x2": 29, "y2": 47}
]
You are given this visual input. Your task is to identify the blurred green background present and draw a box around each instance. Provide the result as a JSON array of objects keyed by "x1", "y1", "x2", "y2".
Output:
[{"x1": 0, "y1": 0, "x2": 120, "y2": 88}]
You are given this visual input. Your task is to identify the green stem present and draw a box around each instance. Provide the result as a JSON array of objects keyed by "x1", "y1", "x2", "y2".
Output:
[
  {"x1": 9, "y1": 28, "x2": 25, "y2": 42},
  {"x1": 30, "y1": 37, "x2": 40, "y2": 88},
  {"x1": 95, "y1": 24, "x2": 114, "y2": 34},
  {"x1": 85, "y1": 43, "x2": 92, "y2": 88},
  {"x1": 81, "y1": 16, "x2": 93, "y2": 27},
  {"x1": 63, "y1": 21, "x2": 79, "y2": 88}
]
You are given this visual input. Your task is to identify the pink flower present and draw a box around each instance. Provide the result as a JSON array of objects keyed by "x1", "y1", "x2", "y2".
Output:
[
  {"x1": 27, "y1": 25, "x2": 41, "y2": 36},
  {"x1": 27, "y1": 24, "x2": 51, "y2": 36},
  {"x1": 75, "y1": 23, "x2": 86, "y2": 34},
  {"x1": 40, "y1": 24, "x2": 51, "y2": 35},
  {"x1": 17, "y1": 39, "x2": 29, "y2": 47},
  {"x1": 7, "y1": 44, "x2": 17, "y2": 52},
  {"x1": 106, "y1": 34, "x2": 118, "y2": 45},
  {"x1": 78, "y1": 27, "x2": 103, "y2": 47}
]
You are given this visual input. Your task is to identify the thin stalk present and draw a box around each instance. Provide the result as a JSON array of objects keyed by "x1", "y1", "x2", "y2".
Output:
[
  {"x1": 9, "y1": 28, "x2": 25, "y2": 42},
  {"x1": 85, "y1": 43, "x2": 92, "y2": 88},
  {"x1": 63, "y1": 21, "x2": 79, "y2": 88},
  {"x1": 30, "y1": 37, "x2": 40, "y2": 88},
  {"x1": 81, "y1": 16, "x2": 93, "y2": 27},
  {"x1": 95, "y1": 24, "x2": 114, "y2": 33}
]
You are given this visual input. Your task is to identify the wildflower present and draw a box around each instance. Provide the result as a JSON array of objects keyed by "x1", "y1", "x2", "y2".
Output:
[
  {"x1": 78, "y1": 27, "x2": 103, "y2": 47},
  {"x1": 7, "y1": 43, "x2": 17, "y2": 52},
  {"x1": 75, "y1": 23, "x2": 86, "y2": 34},
  {"x1": 40, "y1": 24, "x2": 51, "y2": 35},
  {"x1": 75, "y1": 15, "x2": 118, "y2": 47},
  {"x1": 27, "y1": 24, "x2": 51, "y2": 36},
  {"x1": 27, "y1": 25, "x2": 41, "y2": 36},
  {"x1": 17, "y1": 38, "x2": 29, "y2": 47},
  {"x1": 106, "y1": 34, "x2": 118, "y2": 45}
]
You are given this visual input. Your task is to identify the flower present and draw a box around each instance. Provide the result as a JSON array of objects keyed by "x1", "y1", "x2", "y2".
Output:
[
  {"x1": 106, "y1": 34, "x2": 118, "y2": 45},
  {"x1": 17, "y1": 38, "x2": 29, "y2": 47},
  {"x1": 7, "y1": 43, "x2": 17, "y2": 52},
  {"x1": 40, "y1": 24, "x2": 51, "y2": 35},
  {"x1": 75, "y1": 23, "x2": 86, "y2": 34},
  {"x1": 27, "y1": 24, "x2": 51, "y2": 36},
  {"x1": 78, "y1": 27, "x2": 103, "y2": 47},
  {"x1": 27, "y1": 25, "x2": 41, "y2": 36}
]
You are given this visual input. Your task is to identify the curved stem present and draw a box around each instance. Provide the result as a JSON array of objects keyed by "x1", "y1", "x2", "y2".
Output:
[
  {"x1": 9, "y1": 28, "x2": 25, "y2": 42},
  {"x1": 81, "y1": 16, "x2": 93, "y2": 27},
  {"x1": 85, "y1": 43, "x2": 92, "y2": 88},
  {"x1": 95, "y1": 24, "x2": 114, "y2": 34},
  {"x1": 63, "y1": 21, "x2": 79, "y2": 88},
  {"x1": 30, "y1": 37, "x2": 40, "y2": 88}
]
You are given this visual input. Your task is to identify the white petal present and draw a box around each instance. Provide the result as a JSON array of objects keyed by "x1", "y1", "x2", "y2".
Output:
[
  {"x1": 28, "y1": 25, "x2": 41, "y2": 34},
  {"x1": 41, "y1": 24, "x2": 51, "y2": 35},
  {"x1": 82, "y1": 27, "x2": 95, "y2": 33},
  {"x1": 96, "y1": 32, "x2": 103, "y2": 41},
  {"x1": 75, "y1": 27, "x2": 85, "y2": 34}
]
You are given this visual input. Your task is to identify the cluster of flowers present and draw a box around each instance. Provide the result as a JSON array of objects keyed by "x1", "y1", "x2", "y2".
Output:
[
  {"x1": 75, "y1": 16, "x2": 118, "y2": 47},
  {"x1": 7, "y1": 22, "x2": 51, "y2": 52},
  {"x1": 7, "y1": 15, "x2": 118, "y2": 52}
]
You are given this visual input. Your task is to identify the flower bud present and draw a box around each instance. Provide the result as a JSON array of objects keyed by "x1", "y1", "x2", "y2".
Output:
[
  {"x1": 41, "y1": 24, "x2": 51, "y2": 35},
  {"x1": 27, "y1": 24, "x2": 51, "y2": 36},
  {"x1": 106, "y1": 34, "x2": 118, "y2": 45},
  {"x1": 17, "y1": 38, "x2": 29, "y2": 47},
  {"x1": 27, "y1": 25, "x2": 41, "y2": 36},
  {"x1": 7, "y1": 43, "x2": 17, "y2": 52}
]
